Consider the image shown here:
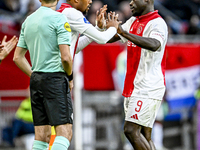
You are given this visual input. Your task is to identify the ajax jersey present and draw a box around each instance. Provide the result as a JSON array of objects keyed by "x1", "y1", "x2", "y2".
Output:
[{"x1": 120, "y1": 11, "x2": 168, "y2": 100}]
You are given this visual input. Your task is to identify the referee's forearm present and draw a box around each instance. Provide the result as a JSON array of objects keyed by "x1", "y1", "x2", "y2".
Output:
[
  {"x1": 62, "y1": 58, "x2": 73, "y2": 76},
  {"x1": 60, "y1": 45, "x2": 73, "y2": 76}
]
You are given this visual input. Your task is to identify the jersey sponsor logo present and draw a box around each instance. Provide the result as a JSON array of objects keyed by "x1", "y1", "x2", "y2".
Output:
[
  {"x1": 131, "y1": 114, "x2": 138, "y2": 120},
  {"x1": 83, "y1": 18, "x2": 90, "y2": 24},
  {"x1": 127, "y1": 41, "x2": 136, "y2": 47},
  {"x1": 64, "y1": 22, "x2": 71, "y2": 32},
  {"x1": 152, "y1": 33, "x2": 164, "y2": 41}
]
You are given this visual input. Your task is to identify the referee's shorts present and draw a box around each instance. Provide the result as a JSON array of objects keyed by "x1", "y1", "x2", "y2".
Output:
[{"x1": 30, "y1": 72, "x2": 73, "y2": 126}]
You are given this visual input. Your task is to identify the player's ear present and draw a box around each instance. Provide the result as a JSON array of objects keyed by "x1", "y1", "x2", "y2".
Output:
[{"x1": 74, "y1": 0, "x2": 79, "y2": 3}]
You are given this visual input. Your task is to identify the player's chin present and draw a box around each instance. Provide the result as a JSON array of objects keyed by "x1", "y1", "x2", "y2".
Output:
[{"x1": 83, "y1": 9, "x2": 89, "y2": 15}]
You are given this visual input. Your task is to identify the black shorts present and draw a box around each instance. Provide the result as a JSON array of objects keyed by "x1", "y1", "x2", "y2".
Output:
[{"x1": 30, "y1": 72, "x2": 73, "y2": 126}]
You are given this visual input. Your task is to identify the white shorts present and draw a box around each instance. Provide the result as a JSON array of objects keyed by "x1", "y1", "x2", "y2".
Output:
[{"x1": 124, "y1": 96, "x2": 162, "y2": 128}]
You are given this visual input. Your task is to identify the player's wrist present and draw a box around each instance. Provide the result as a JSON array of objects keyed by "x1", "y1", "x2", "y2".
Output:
[{"x1": 67, "y1": 72, "x2": 73, "y2": 81}]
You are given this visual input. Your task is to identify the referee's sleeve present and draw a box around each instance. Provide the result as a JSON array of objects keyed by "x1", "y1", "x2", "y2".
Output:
[
  {"x1": 57, "y1": 14, "x2": 71, "y2": 46},
  {"x1": 17, "y1": 22, "x2": 28, "y2": 49}
]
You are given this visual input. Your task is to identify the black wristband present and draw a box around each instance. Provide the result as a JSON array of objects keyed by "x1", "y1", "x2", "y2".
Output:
[{"x1": 67, "y1": 72, "x2": 73, "y2": 81}]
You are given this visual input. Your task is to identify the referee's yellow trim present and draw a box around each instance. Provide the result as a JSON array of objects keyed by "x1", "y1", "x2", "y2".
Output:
[{"x1": 64, "y1": 22, "x2": 71, "y2": 32}]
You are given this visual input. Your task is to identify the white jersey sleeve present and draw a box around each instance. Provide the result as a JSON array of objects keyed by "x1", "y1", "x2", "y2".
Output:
[
  {"x1": 147, "y1": 18, "x2": 168, "y2": 51},
  {"x1": 75, "y1": 26, "x2": 116, "y2": 53},
  {"x1": 62, "y1": 7, "x2": 117, "y2": 54},
  {"x1": 83, "y1": 26, "x2": 117, "y2": 44},
  {"x1": 62, "y1": 8, "x2": 92, "y2": 34}
]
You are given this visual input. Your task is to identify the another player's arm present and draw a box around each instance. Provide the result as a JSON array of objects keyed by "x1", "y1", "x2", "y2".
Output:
[
  {"x1": 75, "y1": 10, "x2": 121, "y2": 53},
  {"x1": 117, "y1": 24, "x2": 161, "y2": 51},
  {"x1": 107, "y1": 34, "x2": 121, "y2": 43},
  {"x1": 13, "y1": 47, "x2": 32, "y2": 77},
  {"x1": 83, "y1": 12, "x2": 120, "y2": 44}
]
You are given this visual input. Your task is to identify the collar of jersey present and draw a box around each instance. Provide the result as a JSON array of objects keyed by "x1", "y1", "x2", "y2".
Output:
[
  {"x1": 60, "y1": 3, "x2": 72, "y2": 9},
  {"x1": 136, "y1": 10, "x2": 158, "y2": 20}
]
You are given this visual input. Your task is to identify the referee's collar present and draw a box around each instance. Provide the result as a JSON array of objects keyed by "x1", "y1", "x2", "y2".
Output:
[{"x1": 136, "y1": 10, "x2": 159, "y2": 20}]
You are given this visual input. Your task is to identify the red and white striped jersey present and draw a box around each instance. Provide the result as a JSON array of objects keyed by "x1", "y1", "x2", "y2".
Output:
[{"x1": 120, "y1": 11, "x2": 168, "y2": 100}]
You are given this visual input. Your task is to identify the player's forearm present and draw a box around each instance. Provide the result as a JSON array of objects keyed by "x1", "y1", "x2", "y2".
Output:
[
  {"x1": 107, "y1": 34, "x2": 121, "y2": 43},
  {"x1": 120, "y1": 31, "x2": 161, "y2": 51},
  {"x1": 76, "y1": 25, "x2": 107, "y2": 54},
  {"x1": 83, "y1": 26, "x2": 117, "y2": 44}
]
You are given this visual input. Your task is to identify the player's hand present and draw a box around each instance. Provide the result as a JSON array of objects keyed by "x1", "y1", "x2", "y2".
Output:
[
  {"x1": 0, "y1": 44, "x2": 4, "y2": 52},
  {"x1": 106, "y1": 11, "x2": 122, "y2": 30},
  {"x1": 96, "y1": 5, "x2": 107, "y2": 29},
  {"x1": 0, "y1": 35, "x2": 18, "y2": 59},
  {"x1": 69, "y1": 80, "x2": 74, "y2": 92}
]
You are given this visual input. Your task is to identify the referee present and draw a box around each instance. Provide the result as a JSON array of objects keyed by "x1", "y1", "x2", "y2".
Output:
[{"x1": 13, "y1": 0, "x2": 73, "y2": 150}]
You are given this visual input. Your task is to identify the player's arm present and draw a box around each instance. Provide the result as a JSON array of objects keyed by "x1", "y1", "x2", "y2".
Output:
[
  {"x1": 84, "y1": 12, "x2": 120, "y2": 44},
  {"x1": 13, "y1": 47, "x2": 32, "y2": 77},
  {"x1": 76, "y1": 12, "x2": 121, "y2": 53},
  {"x1": 76, "y1": 25, "x2": 117, "y2": 53},
  {"x1": 107, "y1": 34, "x2": 121, "y2": 43},
  {"x1": 117, "y1": 24, "x2": 161, "y2": 51}
]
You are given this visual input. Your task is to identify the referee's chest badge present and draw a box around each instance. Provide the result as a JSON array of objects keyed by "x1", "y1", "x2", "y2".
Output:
[{"x1": 64, "y1": 22, "x2": 71, "y2": 32}]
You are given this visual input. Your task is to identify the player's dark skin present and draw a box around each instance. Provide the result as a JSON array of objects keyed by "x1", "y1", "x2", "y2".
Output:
[
  {"x1": 108, "y1": 0, "x2": 160, "y2": 52},
  {"x1": 107, "y1": 0, "x2": 160, "y2": 150}
]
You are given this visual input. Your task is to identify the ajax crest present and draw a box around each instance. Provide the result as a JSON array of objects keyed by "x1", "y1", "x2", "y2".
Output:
[{"x1": 137, "y1": 26, "x2": 143, "y2": 34}]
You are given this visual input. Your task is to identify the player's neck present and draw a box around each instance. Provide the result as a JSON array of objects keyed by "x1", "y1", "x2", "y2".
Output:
[{"x1": 41, "y1": 2, "x2": 57, "y2": 10}]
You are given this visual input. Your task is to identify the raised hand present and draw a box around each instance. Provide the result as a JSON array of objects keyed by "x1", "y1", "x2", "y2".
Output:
[
  {"x1": 0, "y1": 35, "x2": 18, "y2": 60},
  {"x1": 96, "y1": 5, "x2": 107, "y2": 29},
  {"x1": 106, "y1": 11, "x2": 122, "y2": 30}
]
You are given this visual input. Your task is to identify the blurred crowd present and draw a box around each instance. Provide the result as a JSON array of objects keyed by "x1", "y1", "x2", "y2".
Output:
[{"x1": 0, "y1": 0, "x2": 200, "y2": 35}]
